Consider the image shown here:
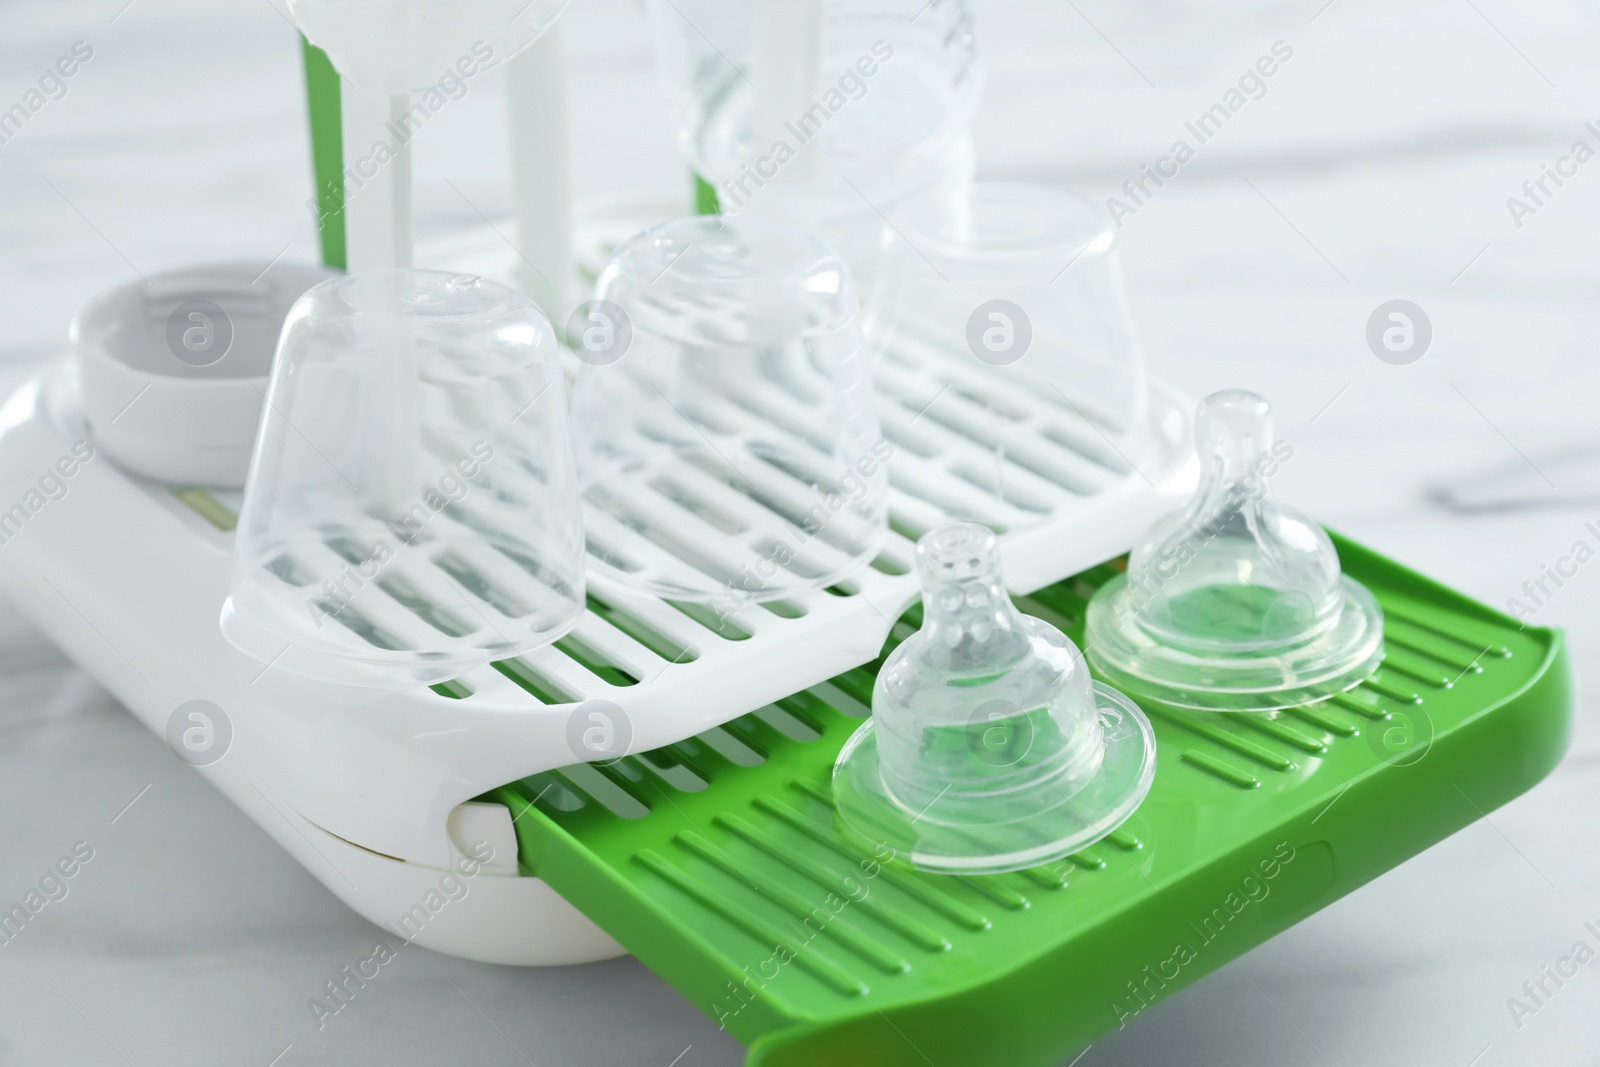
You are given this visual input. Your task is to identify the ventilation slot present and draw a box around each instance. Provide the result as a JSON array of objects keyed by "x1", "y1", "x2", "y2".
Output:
[
  {"x1": 950, "y1": 383, "x2": 1029, "y2": 421},
  {"x1": 758, "y1": 599, "x2": 807, "y2": 620},
  {"x1": 666, "y1": 600, "x2": 753, "y2": 641},
  {"x1": 554, "y1": 632, "x2": 640, "y2": 687},
  {"x1": 587, "y1": 487, "x2": 754, "y2": 589},
  {"x1": 322, "y1": 603, "x2": 409, "y2": 651},
  {"x1": 559, "y1": 764, "x2": 650, "y2": 819},
  {"x1": 868, "y1": 553, "x2": 909, "y2": 576},
  {"x1": 371, "y1": 573, "x2": 473, "y2": 637},
  {"x1": 881, "y1": 421, "x2": 940, "y2": 458},
  {"x1": 889, "y1": 468, "x2": 1009, "y2": 531},
  {"x1": 265, "y1": 554, "x2": 313, "y2": 587},
  {"x1": 521, "y1": 770, "x2": 587, "y2": 812},
  {"x1": 325, "y1": 537, "x2": 473, "y2": 637},
  {"x1": 586, "y1": 532, "x2": 644, "y2": 573},
  {"x1": 697, "y1": 725, "x2": 766, "y2": 767},
  {"x1": 430, "y1": 678, "x2": 474, "y2": 700},
  {"x1": 754, "y1": 701, "x2": 822, "y2": 742},
  {"x1": 753, "y1": 540, "x2": 830, "y2": 580},
  {"x1": 491, "y1": 543, "x2": 580, "y2": 601},
  {"x1": 950, "y1": 463, "x2": 1054, "y2": 514},
  {"x1": 493, "y1": 658, "x2": 576, "y2": 704},
  {"x1": 680, "y1": 453, "x2": 874, "y2": 559},
  {"x1": 1038, "y1": 422, "x2": 1133, "y2": 475},
  {"x1": 649, "y1": 477, "x2": 748, "y2": 535},
  {"x1": 634, "y1": 750, "x2": 709, "y2": 792},
  {"x1": 912, "y1": 402, "x2": 1100, "y2": 496},
  {"x1": 889, "y1": 511, "x2": 927, "y2": 542},
  {"x1": 434, "y1": 552, "x2": 531, "y2": 617},
  {"x1": 586, "y1": 592, "x2": 697, "y2": 665}
]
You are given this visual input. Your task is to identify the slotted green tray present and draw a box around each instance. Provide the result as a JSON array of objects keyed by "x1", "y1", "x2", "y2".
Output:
[{"x1": 491, "y1": 535, "x2": 1570, "y2": 1066}]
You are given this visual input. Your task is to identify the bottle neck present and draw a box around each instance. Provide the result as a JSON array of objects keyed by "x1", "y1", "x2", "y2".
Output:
[{"x1": 914, "y1": 526, "x2": 1030, "y2": 675}]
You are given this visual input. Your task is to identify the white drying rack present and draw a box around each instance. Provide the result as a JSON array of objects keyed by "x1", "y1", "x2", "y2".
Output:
[{"x1": 0, "y1": 201, "x2": 1196, "y2": 964}]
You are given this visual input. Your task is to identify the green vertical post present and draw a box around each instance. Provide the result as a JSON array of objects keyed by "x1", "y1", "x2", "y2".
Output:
[
  {"x1": 693, "y1": 172, "x2": 721, "y2": 215},
  {"x1": 301, "y1": 37, "x2": 346, "y2": 270}
]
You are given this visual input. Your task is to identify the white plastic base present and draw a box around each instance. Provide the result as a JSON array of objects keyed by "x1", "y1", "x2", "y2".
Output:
[{"x1": 0, "y1": 373, "x2": 625, "y2": 965}]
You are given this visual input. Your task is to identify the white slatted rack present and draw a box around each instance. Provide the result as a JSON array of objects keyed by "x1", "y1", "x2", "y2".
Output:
[{"x1": 0, "y1": 199, "x2": 1195, "y2": 882}]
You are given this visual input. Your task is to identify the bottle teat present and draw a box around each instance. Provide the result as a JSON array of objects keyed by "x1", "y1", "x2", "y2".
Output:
[
  {"x1": 1085, "y1": 389, "x2": 1383, "y2": 711},
  {"x1": 833, "y1": 523, "x2": 1155, "y2": 874}
]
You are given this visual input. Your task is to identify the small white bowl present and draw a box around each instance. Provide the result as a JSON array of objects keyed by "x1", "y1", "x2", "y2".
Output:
[{"x1": 72, "y1": 262, "x2": 334, "y2": 488}]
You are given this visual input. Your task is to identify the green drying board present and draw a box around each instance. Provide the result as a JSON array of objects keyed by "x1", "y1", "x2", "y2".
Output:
[{"x1": 489, "y1": 535, "x2": 1571, "y2": 1066}]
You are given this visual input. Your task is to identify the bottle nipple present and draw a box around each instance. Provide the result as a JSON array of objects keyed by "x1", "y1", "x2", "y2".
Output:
[
  {"x1": 1085, "y1": 389, "x2": 1383, "y2": 711},
  {"x1": 833, "y1": 523, "x2": 1156, "y2": 874},
  {"x1": 906, "y1": 523, "x2": 1032, "y2": 674}
]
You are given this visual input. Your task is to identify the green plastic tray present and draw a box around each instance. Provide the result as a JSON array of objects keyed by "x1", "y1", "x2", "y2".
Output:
[{"x1": 491, "y1": 535, "x2": 1570, "y2": 1066}]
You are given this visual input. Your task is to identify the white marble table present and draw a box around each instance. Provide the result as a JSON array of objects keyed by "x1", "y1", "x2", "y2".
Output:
[{"x1": 1, "y1": 0, "x2": 1596, "y2": 1064}]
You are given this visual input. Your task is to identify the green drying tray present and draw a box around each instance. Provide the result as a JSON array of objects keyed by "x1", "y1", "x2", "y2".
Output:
[{"x1": 489, "y1": 534, "x2": 1570, "y2": 1066}]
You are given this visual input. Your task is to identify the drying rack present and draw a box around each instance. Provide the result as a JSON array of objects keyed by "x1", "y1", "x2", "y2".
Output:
[
  {"x1": 0, "y1": 188, "x2": 1196, "y2": 964},
  {"x1": 0, "y1": 29, "x2": 1570, "y2": 1067}
]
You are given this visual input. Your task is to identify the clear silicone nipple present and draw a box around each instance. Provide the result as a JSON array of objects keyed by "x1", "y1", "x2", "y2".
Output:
[
  {"x1": 1084, "y1": 389, "x2": 1383, "y2": 711},
  {"x1": 832, "y1": 523, "x2": 1155, "y2": 874}
]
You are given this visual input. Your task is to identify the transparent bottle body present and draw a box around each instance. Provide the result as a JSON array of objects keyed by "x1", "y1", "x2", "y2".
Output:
[
  {"x1": 223, "y1": 270, "x2": 585, "y2": 687},
  {"x1": 571, "y1": 216, "x2": 887, "y2": 606},
  {"x1": 648, "y1": 0, "x2": 981, "y2": 196},
  {"x1": 875, "y1": 182, "x2": 1151, "y2": 504},
  {"x1": 646, "y1": 0, "x2": 983, "y2": 341},
  {"x1": 289, "y1": 0, "x2": 569, "y2": 92}
]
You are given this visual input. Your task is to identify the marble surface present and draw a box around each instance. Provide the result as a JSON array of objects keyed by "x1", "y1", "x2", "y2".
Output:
[{"x1": 1, "y1": 0, "x2": 1598, "y2": 1064}]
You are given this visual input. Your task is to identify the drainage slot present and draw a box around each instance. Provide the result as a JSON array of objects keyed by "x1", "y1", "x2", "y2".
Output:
[
  {"x1": 493, "y1": 658, "x2": 575, "y2": 704},
  {"x1": 951, "y1": 463, "x2": 1054, "y2": 514},
  {"x1": 429, "y1": 678, "x2": 474, "y2": 700},
  {"x1": 324, "y1": 604, "x2": 409, "y2": 652},
  {"x1": 950, "y1": 383, "x2": 1029, "y2": 421},
  {"x1": 888, "y1": 511, "x2": 927, "y2": 542},
  {"x1": 554, "y1": 632, "x2": 640, "y2": 687},
  {"x1": 881, "y1": 420, "x2": 940, "y2": 458},
  {"x1": 753, "y1": 702, "x2": 822, "y2": 742},
  {"x1": 325, "y1": 537, "x2": 474, "y2": 637},
  {"x1": 868, "y1": 553, "x2": 909, "y2": 576},
  {"x1": 915, "y1": 402, "x2": 1099, "y2": 495},
  {"x1": 586, "y1": 592, "x2": 698, "y2": 665},
  {"x1": 586, "y1": 532, "x2": 643, "y2": 573},
  {"x1": 697, "y1": 725, "x2": 766, "y2": 767},
  {"x1": 435, "y1": 553, "x2": 530, "y2": 617},
  {"x1": 587, "y1": 487, "x2": 749, "y2": 588},
  {"x1": 559, "y1": 764, "x2": 650, "y2": 819},
  {"x1": 634, "y1": 750, "x2": 709, "y2": 793},
  {"x1": 265, "y1": 553, "x2": 313, "y2": 587},
  {"x1": 649, "y1": 477, "x2": 749, "y2": 535},
  {"x1": 665, "y1": 599, "x2": 753, "y2": 641},
  {"x1": 523, "y1": 770, "x2": 587, "y2": 812}
]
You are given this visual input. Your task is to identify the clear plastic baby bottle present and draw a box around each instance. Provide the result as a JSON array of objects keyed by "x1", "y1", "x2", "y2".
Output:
[
  {"x1": 289, "y1": 0, "x2": 569, "y2": 93},
  {"x1": 877, "y1": 181, "x2": 1149, "y2": 457},
  {"x1": 221, "y1": 270, "x2": 585, "y2": 687},
  {"x1": 646, "y1": 0, "x2": 984, "y2": 336},
  {"x1": 569, "y1": 214, "x2": 888, "y2": 609}
]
